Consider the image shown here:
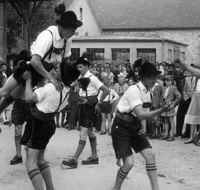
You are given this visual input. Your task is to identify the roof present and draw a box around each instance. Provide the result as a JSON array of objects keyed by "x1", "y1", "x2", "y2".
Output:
[
  {"x1": 72, "y1": 36, "x2": 188, "y2": 46},
  {"x1": 88, "y1": 0, "x2": 200, "y2": 30}
]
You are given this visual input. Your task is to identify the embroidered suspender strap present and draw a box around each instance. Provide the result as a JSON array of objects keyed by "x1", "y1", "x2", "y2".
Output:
[
  {"x1": 62, "y1": 39, "x2": 67, "y2": 60},
  {"x1": 136, "y1": 85, "x2": 152, "y2": 108},
  {"x1": 85, "y1": 75, "x2": 93, "y2": 97},
  {"x1": 42, "y1": 30, "x2": 54, "y2": 61},
  {"x1": 42, "y1": 30, "x2": 67, "y2": 61}
]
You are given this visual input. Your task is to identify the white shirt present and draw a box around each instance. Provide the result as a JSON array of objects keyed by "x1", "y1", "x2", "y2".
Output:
[
  {"x1": 34, "y1": 83, "x2": 70, "y2": 113},
  {"x1": 194, "y1": 78, "x2": 200, "y2": 93},
  {"x1": 117, "y1": 81, "x2": 151, "y2": 115},
  {"x1": 31, "y1": 26, "x2": 72, "y2": 63},
  {"x1": 78, "y1": 71, "x2": 103, "y2": 97},
  {"x1": 98, "y1": 88, "x2": 119, "y2": 102},
  {"x1": 164, "y1": 86, "x2": 170, "y2": 98}
]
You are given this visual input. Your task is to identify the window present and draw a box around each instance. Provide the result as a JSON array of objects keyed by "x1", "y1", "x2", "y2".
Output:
[
  {"x1": 86, "y1": 48, "x2": 105, "y2": 63},
  {"x1": 69, "y1": 48, "x2": 80, "y2": 64},
  {"x1": 137, "y1": 48, "x2": 156, "y2": 64},
  {"x1": 173, "y1": 46, "x2": 180, "y2": 60},
  {"x1": 167, "y1": 49, "x2": 173, "y2": 63},
  {"x1": 80, "y1": 7, "x2": 83, "y2": 21},
  {"x1": 181, "y1": 51, "x2": 185, "y2": 61},
  {"x1": 111, "y1": 49, "x2": 130, "y2": 62}
]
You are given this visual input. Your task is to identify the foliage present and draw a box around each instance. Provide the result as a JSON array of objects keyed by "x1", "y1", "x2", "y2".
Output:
[
  {"x1": 7, "y1": 4, "x2": 22, "y2": 53},
  {"x1": 7, "y1": 0, "x2": 58, "y2": 53}
]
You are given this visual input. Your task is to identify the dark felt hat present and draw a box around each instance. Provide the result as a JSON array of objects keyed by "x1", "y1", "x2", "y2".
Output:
[
  {"x1": 14, "y1": 49, "x2": 31, "y2": 66},
  {"x1": 56, "y1": 11, "x2": 83, "y2": 28},
  {"x1": 60, "y1": 61, "x2": 80, "y2": 86},
  {"x1": 73, "y1": 57, "x2": 90, "y2": 67},
  {"x1": 140, "y1": 62, "x2": 162, "y2": 76}
]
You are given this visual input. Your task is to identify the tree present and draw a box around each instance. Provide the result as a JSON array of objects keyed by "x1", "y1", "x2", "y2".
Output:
[{"x1": 7, "y1": 1, "x2": 57, "y2": 54}]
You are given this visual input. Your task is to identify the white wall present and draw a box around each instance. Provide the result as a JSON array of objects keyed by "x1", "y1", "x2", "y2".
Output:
[{"x1": 67, "y1": 0, "x2": 101, "y2": 37}]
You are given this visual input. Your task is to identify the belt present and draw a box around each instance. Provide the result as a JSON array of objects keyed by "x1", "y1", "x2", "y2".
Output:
[{"x1": 116, "y1": 111, "x2": 135, "y2": 123}]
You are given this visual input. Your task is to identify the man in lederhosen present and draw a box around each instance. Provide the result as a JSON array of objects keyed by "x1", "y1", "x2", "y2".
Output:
[
  {"x1": 111, "y1": 59, "x2": 173, "y2": 190},
  {"x1": 0, "y1": 3, "x2": 82, "y2": 114},
  {"x1": 21, "y1": 61, "x2": 80, "y2": 190},
  {"x1": 62, "y1": 55, "x2": 109, "y2": 168}
]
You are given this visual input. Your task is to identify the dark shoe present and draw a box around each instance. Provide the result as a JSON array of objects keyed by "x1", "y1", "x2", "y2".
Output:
[
  {"x1": 149, "y1": 135, "x2": 157, "y2": 140},
  {"x1": 10, "y1": 155, "x2": 23, "y2": 165},
  {"x1": 174, "y1": 133, "x2": 181, "y2": 137},
  {"x1": 62, "y1": 158, "x2": 78, "y2": 168},
  {"x1": 159, "y1": 135, "x2": 169, "y2": 140},
  {"x1": 99, "y1": 131, "x2": 106, "y2": 135},
  {"x1": 167, "y1": 136, "x2": 175, "y2": 141},
  {"x1": 56, "y1": 124, "x2": 60, "y2": 128},
  {"x1": 184, "y1": 140, "x2": 193, "y2": 144},
  {"x1": 82, "y1": 156, "x2": 99, "y2": 165},
  {"x1": 94, "y1": 129, "x2": 100, "y2": 133},
  {"x1": 4, "y1": 121, "x2": 10, "y2": 125},
  {"x1": 108, "y1": 132, "x2": 111, "y2": 136},
  {"x1": 77, "y1": 126, "x2": 81, "y2": 131},
  {"x1": 181, "y1": 134, "x2": 190, "y2": 138}
]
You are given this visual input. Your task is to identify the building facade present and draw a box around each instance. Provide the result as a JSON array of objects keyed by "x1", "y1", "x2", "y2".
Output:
[{"x1": 64, "y1": 0, "x2": 199, "y2": 64}]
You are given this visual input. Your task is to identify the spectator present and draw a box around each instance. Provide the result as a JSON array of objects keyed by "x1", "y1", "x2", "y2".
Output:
[
  {"x1": 98, "y1": 79, "x2": 119, "y2": 135},
  {"x1": 159, "y1": 75, "x2": 182, "y2": 141}
]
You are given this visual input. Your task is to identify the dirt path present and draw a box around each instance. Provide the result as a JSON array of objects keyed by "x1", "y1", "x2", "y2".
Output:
[{"x1": 0, "y1": 123, "x2": 200, "y2": 190}]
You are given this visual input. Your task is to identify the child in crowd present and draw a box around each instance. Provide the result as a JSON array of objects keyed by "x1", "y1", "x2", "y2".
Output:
[
  {"x1": 98, "y1": 79, "x2": 119, "y2": 135},
  {"x1": 159, "y1": 75, "x2": 182, "y2": 141}
]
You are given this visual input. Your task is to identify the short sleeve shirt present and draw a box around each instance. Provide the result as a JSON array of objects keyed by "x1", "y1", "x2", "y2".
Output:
[
  {"x1": 31, "y1": 26, "x2": 72, "y2": 63},
  {"x1": 117, "y1": 81, "x2": 151, "y2": 115},
  {"x1": 34, "y1": 83, "x2": 70, "y2": 113},
  {"x1": 78, "y1": 71, "x2": 103, "y2": 97}
]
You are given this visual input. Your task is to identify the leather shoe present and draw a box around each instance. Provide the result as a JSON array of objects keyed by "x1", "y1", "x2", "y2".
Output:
[
  {"x1": 181, "y1": 134, "x2": 190, "y2": 138},
  {"x1": 10, "y1": 155, "x2": 23, "y2": 165},
  {"x1": 159, "y1": 135, "x2": 169, "y2": 140},
  {"x1": 82, "y1": 156, "x2": 99, "y2": 165},
  {"x1": 167, "y1": 136, "x2": 175, "y2": 141},
  {"x1": 62, "y1": 158, "x2": 78, "y2": 168},
  {"x1": 184, "y1": 140, "x2": 193, "y2": 144}
]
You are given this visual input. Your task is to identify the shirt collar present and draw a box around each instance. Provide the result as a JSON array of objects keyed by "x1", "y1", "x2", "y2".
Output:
[
  {"x1": 138, "y1": 81, "x2": 148, "y2": 93},
  {"x1": 55, "y1": 26, "x2": 62, "y2": 41}
]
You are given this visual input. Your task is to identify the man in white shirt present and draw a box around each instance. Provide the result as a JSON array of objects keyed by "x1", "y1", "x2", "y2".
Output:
[
  {"x1": 21, "y1": 61, "x2": 80, "y2": 190},
  {"x1": 0, "y1": 4, "x2": 82, "y2": 115},
  {"x1": 62, "y1": 55, "x2": 109, "y2": 168},
  {"x1": 111, "y1": 60, "x2": 173, "y2": 190}
]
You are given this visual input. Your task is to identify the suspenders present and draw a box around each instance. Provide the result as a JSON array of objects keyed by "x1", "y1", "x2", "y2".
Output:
[{"x1": 42, "y1": 29, "x2": 67, "y2": 62}]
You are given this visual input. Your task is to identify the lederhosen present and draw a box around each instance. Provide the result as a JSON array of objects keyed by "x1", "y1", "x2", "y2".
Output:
[
  {"x1": 111, "y1": 85, "x2": 152, "y2": 159},
  {"x1": 13, "y1": 30, "x2": 67, "y2": 87},
  {"x1": 20, "y1": 87, "x2": 69, "y2": 150},
  {"x1": 100, "y1": 90, "x2": 113, "y2": 114},
  {"x1": 78, "y1": 75, "x2": 98, "y2": 128}
]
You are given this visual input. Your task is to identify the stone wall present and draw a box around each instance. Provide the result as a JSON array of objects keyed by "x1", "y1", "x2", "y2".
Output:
[{"x1": 102, "y1": 30, "x2": 200, "y2": 64}]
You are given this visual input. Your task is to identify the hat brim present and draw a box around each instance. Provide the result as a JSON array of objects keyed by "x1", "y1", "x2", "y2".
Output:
[
  {"x1": 140, "y1": 70, "x2": 162, "y2": 76},
  {"x1": 73, "y1": 61, "x2": 90, "y2": 67},
  {"x1": 61, "y1": 62, "x2": 80, "y2": 86},
  {"x1": 56, "y1": 20, "x2": 83, "y2": 28}
]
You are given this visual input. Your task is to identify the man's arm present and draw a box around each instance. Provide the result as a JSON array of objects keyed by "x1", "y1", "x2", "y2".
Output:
[
  {"x1": 134, "y1": 102, "x2": 173, "y2": 121},
  {"x1": 97, "y1": 85, "x2": 109, "y2": 103},
  {"x1": 23, "y1": 71, "x2": 38, "y2": 103}
]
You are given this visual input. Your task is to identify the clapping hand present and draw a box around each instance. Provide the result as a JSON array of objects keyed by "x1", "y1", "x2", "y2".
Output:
[
  {"x1": 23, "y1": 71, "x2": 32, "y2": 82},
  {"x1": 161, "y1": 101, "x2": 174, "y2": 112}
]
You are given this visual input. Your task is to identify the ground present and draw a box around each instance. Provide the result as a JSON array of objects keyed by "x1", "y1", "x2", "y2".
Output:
[{"x1": 0, "y1": 123, "x2": 200, "y2": 190}]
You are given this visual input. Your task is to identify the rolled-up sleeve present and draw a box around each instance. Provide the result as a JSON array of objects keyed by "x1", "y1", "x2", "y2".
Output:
[
  {"x1": 126, "y1": 86, "x2": 143, "y2": 110},
  {"x1": 31, "y1": 31, "x2": 52, "y2": 59}
]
